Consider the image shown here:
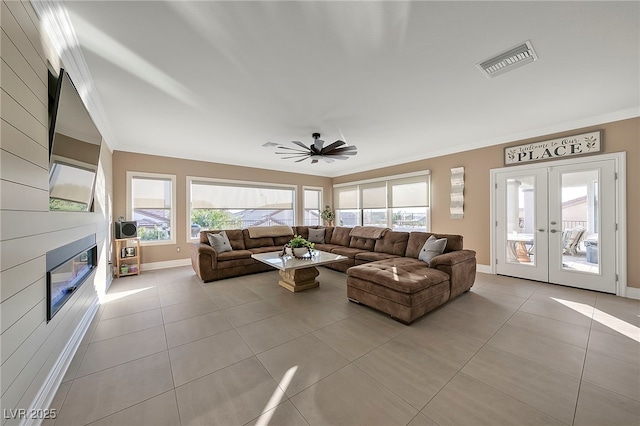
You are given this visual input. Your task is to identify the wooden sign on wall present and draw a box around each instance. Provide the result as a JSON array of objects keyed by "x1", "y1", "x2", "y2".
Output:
[{"x1": 504, "y1": 131, "x2": 602, "y2": 166}]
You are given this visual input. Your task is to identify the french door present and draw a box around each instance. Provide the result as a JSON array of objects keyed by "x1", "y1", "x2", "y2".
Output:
[{"x1": 493, "y1": 157, "x2": 619, "y2": 293}]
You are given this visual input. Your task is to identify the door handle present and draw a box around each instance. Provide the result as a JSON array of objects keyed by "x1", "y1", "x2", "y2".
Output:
[
  {"x1": 550, "y1": 229, "x2": 559, "y2": 233},
  {"x1": 537, "y1": 228, "x2": 545, "y2": 232}
]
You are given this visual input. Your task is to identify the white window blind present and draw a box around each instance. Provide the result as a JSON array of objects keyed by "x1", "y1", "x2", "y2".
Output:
[
  {"x1": 390, "y1": 177, "x2": 429, "y2": 208},
  {"x1": 132, "y1": 177, "x2": 172, "y2": 209},
  {"x1": 304, "y1": 189, "x2": 321, "y2": 210},
  {"x1": 191, "y1": 182, "x2": 293, "y2": 209},
  {"x1": 361, "y1": 182, "x2": 387, "y2": 209},
  {"x1": 334, "y1": 185, "x2": 358, "y2": 209}
]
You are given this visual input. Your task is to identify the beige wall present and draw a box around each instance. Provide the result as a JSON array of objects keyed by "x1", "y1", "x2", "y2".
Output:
[
  {"x1": 334, "y1": 117, "x2": 639, "y2": 288},
  {"x1": 112, "y1": 151, "x2": 332, "y2": 265},
  {"x1": 0, "y1": 0, "x2": 113, "y2": 418}
]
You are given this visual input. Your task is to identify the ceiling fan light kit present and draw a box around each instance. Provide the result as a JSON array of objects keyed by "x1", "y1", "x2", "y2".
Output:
[{"x1": 266, "y1": 133, "x2": 358, "y2": 164}]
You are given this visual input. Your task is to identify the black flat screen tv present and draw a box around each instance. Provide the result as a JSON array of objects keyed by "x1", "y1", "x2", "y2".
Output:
[{"x1": 48, "y1": 68, "x2": 103, "y2": 212}]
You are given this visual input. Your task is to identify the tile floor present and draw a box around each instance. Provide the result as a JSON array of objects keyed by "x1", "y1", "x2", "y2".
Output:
[{"x1": 46, "y1": 267, "x2": 640, "y2": 426}]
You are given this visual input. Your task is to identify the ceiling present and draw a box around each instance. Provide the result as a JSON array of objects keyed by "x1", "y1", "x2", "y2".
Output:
[{"x1": 44, "y1": 1, "x2": 639, "y2": 177}]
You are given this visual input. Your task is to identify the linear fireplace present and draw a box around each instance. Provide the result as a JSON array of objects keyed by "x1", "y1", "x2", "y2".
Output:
[{"x1": 46, "y1": 235, "x2": 97, "y2": 322}]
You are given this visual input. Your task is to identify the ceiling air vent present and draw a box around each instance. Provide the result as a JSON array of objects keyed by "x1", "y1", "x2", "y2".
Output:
[{"x1": 477, "y1": 40, "x2": 538, "y2": 78}]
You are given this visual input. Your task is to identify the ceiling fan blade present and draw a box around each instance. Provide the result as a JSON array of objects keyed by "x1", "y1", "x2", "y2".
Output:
[
  {"x1": 327, "y1": 155, "x2": 349, "y2": 160},
  {"x1": 321, "y1": 140, "x2": 346, "y2": 153},
  {"x1": 295, "y1": 157, "x2": 309, "y2": 163},
  {"x1": 262, "y1": 142, "x2": 278, "y2": 147},
  {"x1": 322, "y1": 157, "x2": 335, "y2": 163},
  {"x1": 326, "y1": 147, "x2": 357, "y2": 155},
  {"x1": 276, "y1": 146, "x2": 309, "y2": 153},
  {"x1": 280, "y1": 154, "x2": 309, "y2": 159},
  {"x1": 327, "y1": 152, "x2": 357, "y2": 157},
  {"x1": 291, "y1": 141, "x2": 311, "y2": 151},
  {"x1": 313, "y1": 139, "x2": 325, "y2": 152}
]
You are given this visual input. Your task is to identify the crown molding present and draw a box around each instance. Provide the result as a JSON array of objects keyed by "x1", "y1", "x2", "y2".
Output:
[{"x1": 30, "y1": 0, "x2": 115, "y2": 151}]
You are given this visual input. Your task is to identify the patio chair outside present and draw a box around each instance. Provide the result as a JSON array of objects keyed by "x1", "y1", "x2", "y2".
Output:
[{"x1": 562, "y1": 226, "x2": 586, "y2": 255}]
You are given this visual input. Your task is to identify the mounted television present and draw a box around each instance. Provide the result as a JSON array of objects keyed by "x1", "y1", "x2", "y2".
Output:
[{"x1": 48, "y1": 68, "x2": 103, "y2": 212}]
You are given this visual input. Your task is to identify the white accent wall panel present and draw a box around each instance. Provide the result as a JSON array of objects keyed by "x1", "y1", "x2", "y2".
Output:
[{"x1": 0, "y1": 1, "x2": 113, "y2": 423}]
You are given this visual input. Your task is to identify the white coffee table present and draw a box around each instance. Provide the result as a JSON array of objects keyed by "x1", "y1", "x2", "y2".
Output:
[{"x1": 251, "y1": 250, "x2": 348, "y2": 292}]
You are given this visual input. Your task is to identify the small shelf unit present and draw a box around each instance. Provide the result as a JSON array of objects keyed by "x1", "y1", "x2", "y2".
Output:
[{"x1": 115, "y1": 237, "x2": 140, "y2": 278}]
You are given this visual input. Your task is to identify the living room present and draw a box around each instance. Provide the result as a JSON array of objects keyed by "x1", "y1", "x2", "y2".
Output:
[{"x1": 1, "y1": 1, "x2": 639, "y2": 425}]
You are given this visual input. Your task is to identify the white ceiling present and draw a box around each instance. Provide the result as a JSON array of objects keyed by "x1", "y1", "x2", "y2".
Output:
[{"x1": 52, "y1": 1, "x2": 639, "y2": 177}]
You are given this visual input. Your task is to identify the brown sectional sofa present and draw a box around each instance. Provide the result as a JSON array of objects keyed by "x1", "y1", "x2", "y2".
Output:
[{"x1": 190, "y1": 225, "x2": 476, "y2": 323}]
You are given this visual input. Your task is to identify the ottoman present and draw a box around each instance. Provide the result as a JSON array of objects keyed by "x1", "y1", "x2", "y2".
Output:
[{"x1": 346, "y1": 258, "x2": 451, "y2": 324}]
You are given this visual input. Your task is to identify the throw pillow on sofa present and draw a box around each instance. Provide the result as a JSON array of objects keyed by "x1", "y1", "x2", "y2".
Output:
[
  {"x1": 207, "y1": 231, "x2": 233, "y2": 253},
  {"x1": 418, "y1": 235, "x2": 447, "y2": 266},
  {"x1": 308, "y1": 228, "x2": 326, "y2": 244}
]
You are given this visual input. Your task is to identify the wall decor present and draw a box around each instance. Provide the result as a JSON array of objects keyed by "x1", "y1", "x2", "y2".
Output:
[
  {"x1": 504, "y1": 131, "x2": 601, "y2": 166},
  {"x1": 450, "y1": 167, "x2": 464, "y2": 219}
]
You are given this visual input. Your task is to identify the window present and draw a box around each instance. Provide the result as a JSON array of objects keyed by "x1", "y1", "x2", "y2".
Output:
[
  {"x1": 127, "y1": 172, "x2": 176, "y2": 244},
  {"x1": 189, "y1": 178, "x2": 295, "y2": 239},
  {"x1": 333, "y1": 172, "x2": 431, "y2": 231},
  {"x1": 361, "y1": 182, "x2": 387, "y2": 227},
  {"x1": 303, "y1": 187, "x2": 323, "y2": 226},
  {"x1": 389, "y1": 176, "x2": 429, "y2": 231},
  {"x1": 334, "y1": 185, "x2": 359, "y2": 227}
]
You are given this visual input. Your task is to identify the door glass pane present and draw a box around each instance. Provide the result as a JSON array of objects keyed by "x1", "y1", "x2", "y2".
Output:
[
  {"x1": 505, "y1": 176, "x2": 535, "y2": 265},
  {"x1": 560, "y1": 170, "x2": 599, "y2": 273}
]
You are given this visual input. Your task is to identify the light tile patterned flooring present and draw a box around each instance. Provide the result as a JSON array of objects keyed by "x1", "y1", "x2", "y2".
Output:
[{"x1": 46, "y1": 267, "x2": 640, "y2": 426}]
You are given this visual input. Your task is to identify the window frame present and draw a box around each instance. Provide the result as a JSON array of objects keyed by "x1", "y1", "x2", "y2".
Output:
[
  {"x1": 187, "y1": 176, "x2": 297, "y2": 242},
  {"x1": 126, "y1": 171, "x2": 177, "y2": 246}
]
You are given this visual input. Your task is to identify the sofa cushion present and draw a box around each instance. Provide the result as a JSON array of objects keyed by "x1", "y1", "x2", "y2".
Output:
[
  {"x1": 216, "y1": 255, "x2": 257, "y2": 269},
  {"x1": 418, "y1": 235, "x2": 447, "y2": 266},
  {"x1": 349, "y1": 236, "x2": 376, "y2": 251},
  {"x1": 406, "y1": 232, "x2": 463, "y2": 258},
  {"x1": 207, "y1": 231, "x2": 232, "y2": 253},
  {"x1": 348, "y1": 275, "x2": 450, "y2": 308},
  {"x1": 242, "y1": 229, "x2": 275, "y2": 249},
  {"x1": 308, "y1": 228, "x2": 326, "y2": 243},
  {"x1": 374, "y1": 231, "x2": 409, "y2": 256},
  {"x1": 200, "y1": 230, "x2": 245, "y2": 250},
  {"x1": 312, "y1": 243, "x2": 343, "y2": 253},
  {"x1": 273, "y1": 235, "x2": 292, "y2": 246},
  {"x1": 247, "y1": 225, "x2": 293, "y2": 238},
  {"x1": 331, "y1": 246, "x2": 368, "y2": 259},
  {"x1": 355, "y1": 252, "x2": 400, "y2": 263},
  {"x1": 349, "y1": 226, "x2": 389, "y2": 239},
  {"x1": 248, "y1": 246, "x2": 283, "y2": 254},
  {"x1": 347, "y1": 258, "x2": 449, "y2": 294},
  {"x1": 329, "y1": 227, "x2": 352, "y2": 246},
  {"x1": 216, "y1": 249, "x2": 253, "y2": 262}
]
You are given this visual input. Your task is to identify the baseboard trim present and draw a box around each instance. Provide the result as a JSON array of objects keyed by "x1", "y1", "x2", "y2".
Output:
[
  {"x1": 141, "y1": 258, "x2": 191, "y2": 271},
  {"x1": 476, "y1": 264, "x2": 492, "y2": 274},
  {"x1": 626, "y1": 287, "x2": 640, "y2": 300},
  {"x1": 24, "y1": 295, "x2": 99, "y2": 426}
]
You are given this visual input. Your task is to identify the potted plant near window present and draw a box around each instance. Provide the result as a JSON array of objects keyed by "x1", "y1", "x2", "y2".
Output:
[
  {"x1": 281, "y1": 235, "x2": 315, "y2": 258},
  {"x1": 321, "y1": 205, "x2": 335, "y2": 227}
]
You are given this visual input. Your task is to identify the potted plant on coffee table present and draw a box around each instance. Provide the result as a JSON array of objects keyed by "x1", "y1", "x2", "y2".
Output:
[{"x1": 281, "y1": 235, "x2": 315, "y2": 258}]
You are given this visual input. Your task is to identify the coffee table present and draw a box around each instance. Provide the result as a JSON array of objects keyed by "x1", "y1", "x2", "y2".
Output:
[{"x1": 251, "y1": 250, "x2": 348, "y2": 292}]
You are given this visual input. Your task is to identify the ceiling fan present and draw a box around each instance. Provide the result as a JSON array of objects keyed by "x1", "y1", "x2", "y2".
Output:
[{"x1": 264, "y1": 133, "x2": 358, "y2": 164}]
